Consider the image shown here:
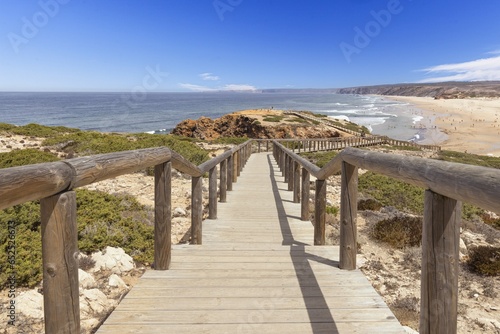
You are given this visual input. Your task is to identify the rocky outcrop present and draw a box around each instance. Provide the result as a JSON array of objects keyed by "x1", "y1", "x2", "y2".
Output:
[
  {"x1": 337, "y1": 81, "x2": 500, "y2": 99},
  {"x1": 171, "y1": 114, "x2": 339, "y2": 140}
]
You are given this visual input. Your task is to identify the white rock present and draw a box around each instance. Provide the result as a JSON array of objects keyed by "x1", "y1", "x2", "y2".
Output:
[
  {"x1": 173, "y1": 207, "x2": 187, "y2": 217},
  {"x1": 326, "y1": 199, "x2": 333, "y2": 206},
  {"x1": 16, "y1": 290, "x2": 43, "y2": 318},
  {"x1": 91, "y1": 246, "x2": 135, "y2": 274},
  {"x1": 81, "y1": 289, "x2": 109, "y2": 315},
  {"x1": 78, "y1": 269, "x2": 96, "y2": 289},
  {"x1": 108, "y1": 274, "x2": 128, "y2": 290},
  {"x1": 459, "y1": 238, "x2": 467, "y2": 254},
  {"x1": 403, "y1": 326, "x2": 419, "y2": 334}
]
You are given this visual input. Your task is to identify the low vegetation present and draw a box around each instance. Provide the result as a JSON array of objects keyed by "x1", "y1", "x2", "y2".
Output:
[
  {"x1": 370, "y1": 216, "x2": 423, "y2": 249},
  {"x1": 300, "y1": 151, "x2": 338, "y2": 168},
  {"x1": 262, "y1": 115, "x2": 284, "y2": 123},
  {"x1": 212, "y1": 137, "x2": 249, "y2": 145},
  {"x1": 0, "y1": 149, "x2": 59, "y2": 168},
  {"x1": 467, "y1": 246, "x2": 500, "y2": 276},
  {"x1": 0, "y1": 189, "x2": 153, "y2": 288},
  {"x1": 436, "y1": 150, "x2": 500, "y2": 169}
]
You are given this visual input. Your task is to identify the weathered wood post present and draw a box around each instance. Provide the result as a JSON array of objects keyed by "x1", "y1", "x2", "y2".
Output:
[
  {"x1": 301, "y1": 168, "x2": 310, "y2": 221},
  {"x1": 233, "y1": 152, "x2": 238, "y2": 183},
  {"x1": 288, "y1": 156, "x2": 294, "y2": 191},
  {"x1": 266, "y1": 140, "x2": 269, "y2": 152},
  {"x1": 314, "y1": 179, "x2": 326, "y2": 245},
  {"x1": 220, "y1": 160, "x2": 227, "y2": 202},
  {"x1": 41, "y1": 191, "x2": 80, "y2": 334},
  {"x1": 293, "y1": 161, "x2": 300, "y2": 203},
  {"x1": 284, "y1": 154, "x2": 289, "y2": 182},
  {"x1": 420, "y1": 190, "x2": 460, "y2": 334},
  {"x1": 208, "y1": 166, "x2": 218, "y2": 219},
  {"x1": 258, "y1": 141, "x2": 261, "y2": 153},
  {"x1": 191, "y1": 176, "x2": 203, "y2": 244},
  {"x1": 237, "y1": 150, "x2": 242, "y2": 176},
  {"x1": 154, "y1": 161, "x2": 172, "y2": 270},
  {"x1": 227, "y1": 155, "x2": 233, "y2": 191},
  {"x1": 339, "y1": 162, "x2": 358, "y2": 270}
]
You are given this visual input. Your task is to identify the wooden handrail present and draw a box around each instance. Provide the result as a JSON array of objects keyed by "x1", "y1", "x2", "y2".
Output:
[
  {"x1": 0, "y1": 139, "x2": 253, "y2": 334},
  {"x1": 273, "y1": 140, "x2": 500, "y2": 334}
]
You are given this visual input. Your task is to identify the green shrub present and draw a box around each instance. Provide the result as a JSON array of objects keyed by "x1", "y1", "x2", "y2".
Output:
[
  {"x1": 481, "y1": 213, "x2": 500, "y2": 230},
  {"x1": 467, "y1": 246, "x2": 500, "y2": 276},
  {"x1": 387, "y1": 145, "x2": 422, "y2": 152},
  {"x1": 358, "y1": 198, "x2": 383, "y2": 211},
  {"x1": 0, "y1": 149, "x2": 60, "y2": 169},
  {"x1": 262, "y1": 116, "x2": 284, "y2": 122},
  {"x1": 326, "y1": 205, "x2": 339, "y2": 216},
  {"x1": 371, "y1": 216, "x2": 423, "y2": 249},
  {"x1": 300, "y1": 151, "x2": 338, "y2": 168},
  {"x1": 0, "y1": 189, "x2": 154, "y2": 288},
  {"x1": 359, "y1": 172, "x2": 424, "y2": 214},
  {"x1": 1, "y1": 123, "x2": 80, "y2": 137}
]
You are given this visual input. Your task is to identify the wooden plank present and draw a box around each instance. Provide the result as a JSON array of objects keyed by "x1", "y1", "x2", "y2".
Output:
[
  {"x1": 208, "y1": 166, "x2": 217, "y2": 219},
  {"x1": 98, "y1": 322, "x2": 405, "y2": 334},
  {"x1": 219, "y1": 159, "x2": 227, "y2": 202},
  {"x1": 314, "y1": 179, "x2": 326, "y2": 245},
  {"x1": 40, "y1": 191, "x2": 80, "y2": 334}
]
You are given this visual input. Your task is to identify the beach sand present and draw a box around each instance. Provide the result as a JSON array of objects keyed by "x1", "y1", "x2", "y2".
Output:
[{"x1": 385, "y1": 96, "x2": 500, "y2": 156}]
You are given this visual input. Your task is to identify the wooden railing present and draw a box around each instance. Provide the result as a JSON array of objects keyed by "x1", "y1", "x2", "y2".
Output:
[
  {"x1": 273, "y1": 141, "x2": 500, "y2": 334},
  {"x1": 0, "y1": 141, "x2": 252, "y2": 334}
]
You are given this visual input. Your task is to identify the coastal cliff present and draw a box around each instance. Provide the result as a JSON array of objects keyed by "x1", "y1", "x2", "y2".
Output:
[
  {"x1": 337, "y1": 81, "x2": 500, "y2": 99},
  {"x1": 171, "y1": 112, "x2": 340, "y2": 140}
]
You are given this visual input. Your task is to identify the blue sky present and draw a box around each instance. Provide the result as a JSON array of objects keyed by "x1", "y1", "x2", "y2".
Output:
[{"x1": 1, "y1": 0, "x2": 499, "y2": 92}]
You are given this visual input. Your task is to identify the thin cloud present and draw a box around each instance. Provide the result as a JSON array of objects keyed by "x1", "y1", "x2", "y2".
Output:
[
  {"x1": 178, "y1": 83, "x2": 216, "y2": 92},
  {"x1": 179, "y1": 83, "x2": 257, "y2": 92},
  {"x1": 419, "y1": 54, "x2": 500, "y2": 83},
  {"x1": 199, "y1": 73, "x2": 220, "y2": 81}
]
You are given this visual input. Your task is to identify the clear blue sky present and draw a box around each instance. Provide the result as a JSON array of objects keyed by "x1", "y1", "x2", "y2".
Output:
[{"x1": 1, "y1": 0, "x2": 499, "y2": 92}]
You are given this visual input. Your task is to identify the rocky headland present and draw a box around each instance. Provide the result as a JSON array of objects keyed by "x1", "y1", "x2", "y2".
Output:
[{"x1": 172, "y1": 109, "x2": 343, "y2": 140}]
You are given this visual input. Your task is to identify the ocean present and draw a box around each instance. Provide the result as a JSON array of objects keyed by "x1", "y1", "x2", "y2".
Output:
[{"x1": 0, "y1": 92, "x2": 427, "y2": 142}]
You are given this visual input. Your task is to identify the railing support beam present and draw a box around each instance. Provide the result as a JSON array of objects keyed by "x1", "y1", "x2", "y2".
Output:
[
  {"x1": 41, "y1": 191, "x2": 80, "y2": 334},
  {"x1": 339, "y1": 162, "x2": 358, "y2": 270},
  {"x1": 314, "y1": 179, "x2": 326, "y2": 245},
  {"x1": 191, "y1": 176, "x2": 203, "y2": 244},
  {"x1": 154, "y1": 161, "x2": 172, "y2": 270},
  {"x1": 420, "y1": 190, "x2": 460, "y2": 334},
  {"x1": 220, "y1": 160, "x2": 227, "y2": 202},
  {"x1": 301, "y1": 168, "x2": 310, "y2": 221},
  {"x1": 208, "y1": 166, "x2": 218, "y2": 219}
]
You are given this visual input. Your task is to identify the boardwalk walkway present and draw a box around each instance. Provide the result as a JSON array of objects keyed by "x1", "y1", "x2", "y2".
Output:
[{"x1": 97, "y1": 152, "x2": 404, "y2": 333}]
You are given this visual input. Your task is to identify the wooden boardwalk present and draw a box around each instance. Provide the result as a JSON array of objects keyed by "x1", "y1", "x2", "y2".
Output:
[{"x1": 97, "y1": 152, "x2": 404, "y2": 334}]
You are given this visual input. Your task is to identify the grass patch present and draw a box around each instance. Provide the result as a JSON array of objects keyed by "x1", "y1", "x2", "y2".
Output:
[
  {"x1": 301, "y1": 151, "x2": 338, "y2": 168},
  {"x1": 386, "y1": 145, "x2": 422, "y2": 152},
  {"x1": 42, "y1": 132, "x2": 209, "y2": 165},
  {"x1": 436, "y1": 150, "x2": 500, "y2": 169},
  {"x1": 262, "y1": 116, "x2": 284, "y2": 123},
  {"x1": 467, "y1": 246, "x2": 500, "y2": 276},
  {"x1": 0, "y1": 123, "x2": 81, "y2": 138},
  {"x1": 212, "y1": 137, "x2": 249, "y2": 145},
  {"x1": 371, "y1": 216, "x2": 423, "y2": 249},
  {"x1": 326, "y1": 205, "x2": 339, "y2": 216},
  {"x1": 0, "y1": 189, "x2": 154, "y2": 288},
  {"x1": 0, "y1": 149, "x2": 59, "y2": 168}
]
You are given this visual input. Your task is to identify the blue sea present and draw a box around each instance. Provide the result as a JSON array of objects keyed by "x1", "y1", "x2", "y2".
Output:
[{"x1": 0, "y1": 92, "x2": 426, "y2": 142}]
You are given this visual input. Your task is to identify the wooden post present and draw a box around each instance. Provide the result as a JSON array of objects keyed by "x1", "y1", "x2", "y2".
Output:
[
  {"x1": 227, "y1": 156, "x2": 233, "y2": 191},
  {"x1": 281, "y1": 152, "x2": 286, "y2": 177},
  {"x1": 287, "y1": 156, "x2": 294, "y2": 191},
  {"x1": 420, "y1": 190, "x2": 460, "y2": 334},
  {"x1": 220, "y1": 160, "x2": 227, "y2": 202},
  {"x1": 301, "y1": 168, "x2": 310, "y2": 221},
  {"x1": 232, "y1": 152, "x2": 238, "y2": 183},
  {"x1": 154, "y1": 161, "x2": 172, "y2": 270},
  {"x1": 266, "y1": 141, "x2": 269, "y2": 152},
  {"x1": 208, "y1": 166, "x2": 218, "y2": 219},
  {"x1": 284, "y1": 155, "x2": 289, "y2": 182},
  {"x1": 258, "y1": 141, "x2": 261, "y2": 153},
  {"x1": 237, "y1": 150, "x2": 241, "y2": 176},
  {"x1": 293, "y1": 161, "x2": 300, "y2": 203},
  {"x1": 339, "y1": 162, "x2": 358, "y2": 270},
  {"x1": 314, "y1": 179, "x2": 326, "y2": 245},
  {"x1": 41, "y1": 191, "x2": 80, "y2": 334},
  {"x1": 191, "y1": 176, "x2": 203, "y2": 244}
]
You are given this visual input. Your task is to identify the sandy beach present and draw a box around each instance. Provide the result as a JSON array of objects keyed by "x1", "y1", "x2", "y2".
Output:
[{"x1": 385, "y1": 96, "x2": 500, "y2": 156}]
